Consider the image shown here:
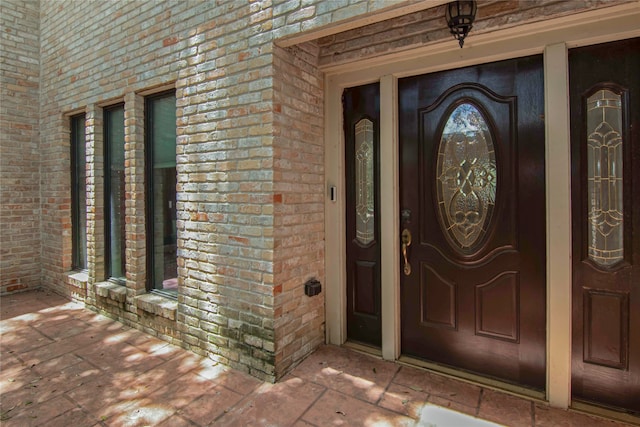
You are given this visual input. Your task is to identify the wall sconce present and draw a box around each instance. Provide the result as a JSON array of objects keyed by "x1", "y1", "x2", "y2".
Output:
[{"x1": 445, "y1": 0, "x2": 477, "y2": 48}]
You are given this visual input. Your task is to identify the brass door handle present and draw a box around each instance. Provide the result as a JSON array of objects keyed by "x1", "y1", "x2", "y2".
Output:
[{"x1": 401, "y1": 229, "x2": 412, "y2": 276}]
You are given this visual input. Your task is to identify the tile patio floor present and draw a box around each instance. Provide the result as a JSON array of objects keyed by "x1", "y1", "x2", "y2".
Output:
[{"x1": 0, "y1": 289, "x2": 636, "y2": 427}]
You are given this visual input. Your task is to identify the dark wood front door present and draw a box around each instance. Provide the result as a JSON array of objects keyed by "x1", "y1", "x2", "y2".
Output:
[
  {"x1": 399, "y1": 57, "x2": 547, "y2": 390},
  {"x1": 570, "y1": 38, "x2": 640, "y2": 415},
  {"x1": 343, "y1": 83, "x2": 382, "y2": 347}
]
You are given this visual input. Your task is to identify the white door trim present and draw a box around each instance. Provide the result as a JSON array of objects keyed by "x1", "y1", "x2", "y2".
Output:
[
  {"x1": 379, "y1": 75, "x2": 400, "y2": 361},
  {"x1": 543, "y1": 42, "x2": 572, "y2": 409},
  {"x1": 323, "y1": 3, "x2": 640, "y2": 408}
]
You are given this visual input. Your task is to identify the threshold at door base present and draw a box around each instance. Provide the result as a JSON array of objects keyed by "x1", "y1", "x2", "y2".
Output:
[
  {"x1": 571, "y1": 400, "x2": 640, "y2": 426},
  {"x1": 398, "y1": 355, "x2": 546, "y2": 402},
  {"x1": 343, "y1": 341, "x2": 382, "y2": 358}
]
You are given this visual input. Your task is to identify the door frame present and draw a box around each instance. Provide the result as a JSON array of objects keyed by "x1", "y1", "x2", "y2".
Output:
[{"x1": 323, "y1": 2, "x2": 640, "y2": 409}]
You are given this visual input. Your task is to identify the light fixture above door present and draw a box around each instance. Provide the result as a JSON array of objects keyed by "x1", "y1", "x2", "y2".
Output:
[{"x1": 445, "y1": 0, "x2": 477, "y2": 48}]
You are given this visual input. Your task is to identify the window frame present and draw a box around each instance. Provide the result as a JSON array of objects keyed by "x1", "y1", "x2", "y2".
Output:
[
  {"x1": 145, "y1": 90, "x2": 178, "y2": 297},
  {"x1": 104, "y1": 103, "x2": 127, "y2": 285},
  {"x1": 71, "y1": 114, "x2": 88, "y2": 271}
]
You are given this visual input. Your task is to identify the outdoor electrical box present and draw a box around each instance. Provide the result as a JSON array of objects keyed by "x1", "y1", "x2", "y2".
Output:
[{"x1": 304, "y1": 279, "x2": 322, "y2": 297}]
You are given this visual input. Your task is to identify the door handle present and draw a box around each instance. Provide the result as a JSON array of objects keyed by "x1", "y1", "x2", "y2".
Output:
[{"x1": 401, "y1": 229, "x2": 412, "y2": 276}]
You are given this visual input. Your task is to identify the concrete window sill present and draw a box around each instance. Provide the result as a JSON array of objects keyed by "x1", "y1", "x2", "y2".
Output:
[
  {"x1": 95, "y1": 281, "x2": 127, "y2": 303},
  {"x1": 64, "y1": 271, "x2": 89, "y2": 291},
  {"x1": 135, "y1": 293, "x2": 177, "y2": 320}
]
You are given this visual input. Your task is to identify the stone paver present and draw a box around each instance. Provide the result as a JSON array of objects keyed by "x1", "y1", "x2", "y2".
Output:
[{"x1": 0, "y1": 290, "x2": 637, "y2": 426}]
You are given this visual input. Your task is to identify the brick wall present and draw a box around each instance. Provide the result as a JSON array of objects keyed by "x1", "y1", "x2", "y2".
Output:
[
  {"x1": 174, "y1": 1, "x2": 279, "y2": 378},
  {"x1": 2, "y1": 0, "x2": 413, "y2": 378},
  {"x1": 272, "y1": 42, "x2": 325, "y2": 378},
  {"x1": 272, "y1": 0, "x2": 405, "y2": 39},
  {"x1": 0, "y1": 0, "x2": 40, "y2": 295},
  {"x1": 317, "y1": 0, "x2": 632, "y2": 67},
  {"x1": 33, "y1": 0, "x2": 347, "y2": 381}
]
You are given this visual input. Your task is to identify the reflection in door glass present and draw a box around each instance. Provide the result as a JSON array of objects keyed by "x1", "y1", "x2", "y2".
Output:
[
  {"x1": 355, "y1": 119, "x2": 375, "y2": 245},
  {"x1": 437, "y1": 103, "x2": 496, "y2": 252},
  {"x1": 587, "y1": 89, "x2": 624, "y2": 266}
]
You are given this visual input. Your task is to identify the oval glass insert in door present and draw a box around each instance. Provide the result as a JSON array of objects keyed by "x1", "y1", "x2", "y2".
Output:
[{"x1": 436, "y1": 103, "x2": 497, "y2": 253}]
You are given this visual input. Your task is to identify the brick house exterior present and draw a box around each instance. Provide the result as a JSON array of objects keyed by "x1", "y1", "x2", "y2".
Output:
[
  {"x1": 2, "y1": 0, "x2": 639, "y2": 415},
  {"x1": 3, "y1": 0, "x2": 331, "y2": 382}
]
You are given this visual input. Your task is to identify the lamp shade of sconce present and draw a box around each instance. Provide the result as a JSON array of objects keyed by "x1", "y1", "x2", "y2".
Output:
[{"x1": 445, "y1": 0, "x2": 477, "y2": 48}]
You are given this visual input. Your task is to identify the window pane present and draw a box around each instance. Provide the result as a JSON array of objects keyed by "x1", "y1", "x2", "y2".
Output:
[
  {"x1": 105, "y1": 105, "x2": 126, "y2": 282},
  {"x1": 436, "y1": 103, "x2": 497, "y2": 252},
  {"x1": 587, "y1": 89, "x2": 624, "y2": 266},
  {"x1": 148, "y1": 93, "x2": 177, "y2": 293},
  {"x1": 71, "y1": 115, "x2": 87, "y2": 270},
  {"x1": 355, "y1": 119, "x2": 375, "y2": 245}
]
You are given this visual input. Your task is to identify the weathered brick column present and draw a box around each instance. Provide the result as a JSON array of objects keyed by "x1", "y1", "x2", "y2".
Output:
[
  {"x1": 0, "y1": 0, "x2": 41, "y2": 294},
  {"x1": 86, "y1": 105, "x2": 104, "y2": 305}
]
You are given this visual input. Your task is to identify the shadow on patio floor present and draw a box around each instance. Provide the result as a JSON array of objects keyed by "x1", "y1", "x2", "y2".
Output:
[{"x1": 0, "y1": 290, "x2": 635, "y2": 426}]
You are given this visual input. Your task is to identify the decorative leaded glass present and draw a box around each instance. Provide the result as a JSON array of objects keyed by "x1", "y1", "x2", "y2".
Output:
[
  {"x1": 355, "y1": 119, "x2": 375, "y2": 245},
  {"x1": 437, "y1": 103, "x2": 496, "y2": 251},
  {"x1": 587, "y1": 89, "x2": 624, "y2": 266}
]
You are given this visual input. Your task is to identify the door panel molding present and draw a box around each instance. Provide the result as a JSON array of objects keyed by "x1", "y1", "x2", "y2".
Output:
[
  {"x1": 582, "y1": 288, "x2": 629, "y2": 370},
  {"x1": 475, "y1": 271, "x2": 520, "y2": 343},
  {"x1": 353, "y1": 260, "x2": 377, "y2": 316},
  {"x1": 419, "y1": 264, "x2": 457, "y2": 330}
]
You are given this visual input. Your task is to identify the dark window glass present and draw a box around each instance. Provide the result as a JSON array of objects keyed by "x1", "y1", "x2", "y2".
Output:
[
  {"x1": 104, "y1": 105, "x2": 126, "y2": 283},
  {"x1": 71, "y1": 114, "x2": 87, "y2": 271},
  {"x1": 146, "y1": 92, "x2": 177, "y2": 295}
]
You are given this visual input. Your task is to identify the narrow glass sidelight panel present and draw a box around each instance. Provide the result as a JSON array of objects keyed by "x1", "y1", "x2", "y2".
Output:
[
  {"x1": 437, "y1": 103, "x2": 496, "y2": 252},
  {"x1": 355, "y1": 119, "x2": 375, "y2": 245},
  {"x1": 586, "y1": 89, "x2": 624, "y2": 266}
]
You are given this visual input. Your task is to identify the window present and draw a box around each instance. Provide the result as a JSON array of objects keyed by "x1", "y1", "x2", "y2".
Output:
[
  {"x1": 146, "y1": 91, "x2": 177, "y2": 295},
  {"x1": 71, "y1": 114, "x2": 87, "y2": 271},
  {"x1": 104, "y1": 104, "x2": 126, "y2": 283},
  {"x1": 586, "y1": 88, "x2": 624, "y2": 267},
  {"x1": 436, "y1": 102, "x2": 497, "y2": 253},
  {"x1": 354, "y1": 118, "x2": 375, "y2": 246}
]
